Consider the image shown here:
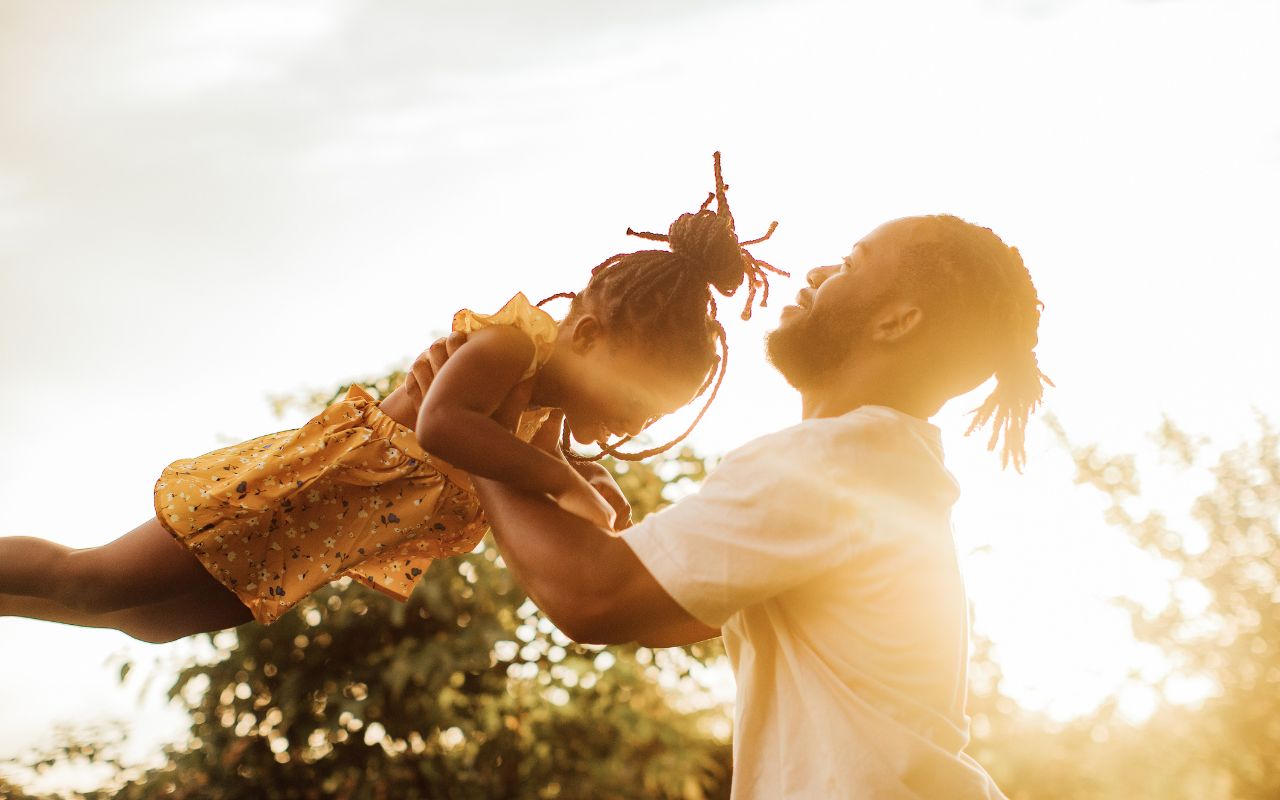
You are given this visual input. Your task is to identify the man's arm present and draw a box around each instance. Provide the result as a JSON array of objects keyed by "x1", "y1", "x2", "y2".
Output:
[
  {"x1": 472, "y1": 475, "x2": 719, "y2": 647},
  {"x1": 402, "y1": 331, "x2": 717, "y2": 647}
]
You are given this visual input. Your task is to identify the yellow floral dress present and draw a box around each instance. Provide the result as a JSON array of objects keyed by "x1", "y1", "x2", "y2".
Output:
[{"x1": 154, "y1": 293, "x2": 558, "y2": 625}]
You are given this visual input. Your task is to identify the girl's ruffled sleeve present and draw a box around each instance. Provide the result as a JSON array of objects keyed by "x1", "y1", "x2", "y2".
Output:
[{"x1": 451, "y1": 292, "x2": 559, "y2": 380}]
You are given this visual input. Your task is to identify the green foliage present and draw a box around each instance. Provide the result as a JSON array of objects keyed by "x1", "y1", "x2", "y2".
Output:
[{"x1": 4, "y1": 373, "x2": 729, "y2": 799}]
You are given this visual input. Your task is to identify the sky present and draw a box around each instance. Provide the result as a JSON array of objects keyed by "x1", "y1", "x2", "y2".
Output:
[{"x1": 2, "y1": 0, "x2": 1278, "y2": 792}]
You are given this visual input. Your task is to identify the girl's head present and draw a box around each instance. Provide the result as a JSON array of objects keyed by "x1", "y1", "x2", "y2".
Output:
[{"x1": 540, "y1": 152, "x2": 786, "y2": 459}]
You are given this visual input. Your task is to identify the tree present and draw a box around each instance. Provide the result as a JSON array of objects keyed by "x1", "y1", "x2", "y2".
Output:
[
  {"x1": 967, "y1": 416, "x2": 1280, "y2": 799},
  {"x1": 1064, "y1": 415, "x2": 1280, "y2": 798}
]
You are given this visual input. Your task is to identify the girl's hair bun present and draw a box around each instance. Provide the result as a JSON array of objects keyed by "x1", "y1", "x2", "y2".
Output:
[
  {"x1": 667, "y1": 210, "x2": 749, "y2": 296},
  {"x1": 623, "y1": 152, "x2": 786, "y2": 320}
]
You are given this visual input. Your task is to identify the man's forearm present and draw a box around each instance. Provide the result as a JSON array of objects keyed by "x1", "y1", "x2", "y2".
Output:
[
  {"x1": 472, "y1": 476, "x2": 630, "y2": 643},
  {"x1": 473, "y1": 472, "x2": 720, "y2": 647}
]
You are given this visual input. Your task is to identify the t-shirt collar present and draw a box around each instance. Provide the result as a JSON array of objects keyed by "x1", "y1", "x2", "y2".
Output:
[{"x1": 841, "y1": 404, "x2": 946, "y2": 460}]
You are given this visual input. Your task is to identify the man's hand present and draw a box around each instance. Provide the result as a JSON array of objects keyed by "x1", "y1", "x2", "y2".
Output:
[{"x1": 404, "y1": 331, "x2": 469, "y2": 411}]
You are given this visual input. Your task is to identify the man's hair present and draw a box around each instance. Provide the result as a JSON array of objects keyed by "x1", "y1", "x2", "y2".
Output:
[
  {"x1": 539, "y1": 152, "x2": 787, "y2": 461},
  {"x1": 898, "y1": 215, "x2": 1051, "y2": 471}
]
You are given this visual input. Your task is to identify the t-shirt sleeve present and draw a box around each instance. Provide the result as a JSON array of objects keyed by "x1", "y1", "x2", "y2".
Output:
[{"x1": 621, "y1": 429, "x2": 859, "y2": 628}]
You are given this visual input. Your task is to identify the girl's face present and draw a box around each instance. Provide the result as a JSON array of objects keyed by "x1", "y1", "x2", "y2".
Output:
[{"x1": 550, "y1": 319, "x2": 710, "y2": 446}]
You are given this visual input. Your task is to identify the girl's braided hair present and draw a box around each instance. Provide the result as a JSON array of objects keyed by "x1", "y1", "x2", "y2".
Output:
[
  {"x1": 900, "y1": 215, "x2": 1052, "y2": 471},
  {"x1": 539, "y1": 152, "x2": 787, "y2": 462}
]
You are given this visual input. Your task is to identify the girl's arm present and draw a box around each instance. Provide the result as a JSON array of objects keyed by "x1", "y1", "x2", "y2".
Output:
[{"x1": 415, "y1": 325, "x2": 613, "y2": 526}]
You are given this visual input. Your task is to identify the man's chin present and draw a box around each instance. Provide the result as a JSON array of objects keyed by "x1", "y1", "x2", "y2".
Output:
[
  {"x1": 765, "y1": 323, "x2": 852, "y2": 391},
  {"x1": 764, "y1": 327, "x2": 813, "y2": 390}
]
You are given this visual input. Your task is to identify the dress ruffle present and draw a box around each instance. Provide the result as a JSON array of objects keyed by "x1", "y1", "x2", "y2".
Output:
[{"x1": 452, "y1": 292, "x2": 559, "y2": 380}]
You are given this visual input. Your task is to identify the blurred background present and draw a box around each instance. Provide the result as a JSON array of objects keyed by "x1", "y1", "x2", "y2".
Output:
[{"x1": 1, "y1": 0, "x2": 1277, "y2": 797}]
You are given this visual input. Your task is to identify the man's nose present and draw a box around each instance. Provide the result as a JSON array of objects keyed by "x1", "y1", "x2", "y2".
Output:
[{"x1": 807, "y1": 264, "x2": 838, "y2": 288}]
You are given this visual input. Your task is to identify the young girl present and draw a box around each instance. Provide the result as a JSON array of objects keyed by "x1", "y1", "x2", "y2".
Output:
[{"x1": 0, "y1": 153, "x2": 785, "y2": 643}]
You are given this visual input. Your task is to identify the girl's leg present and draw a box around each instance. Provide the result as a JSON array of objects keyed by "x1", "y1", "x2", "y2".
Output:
[
  {"x1": 0, "y1": 517, "x2": 228, "y2": 614},
  {"x1": 0, "y1": 583, "x2": 253, "y2": 644}
]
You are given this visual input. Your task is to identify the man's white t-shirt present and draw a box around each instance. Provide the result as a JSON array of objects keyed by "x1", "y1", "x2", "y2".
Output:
[{"x1": 622, "y1": 406, "x2": 1007, "y2": 799}]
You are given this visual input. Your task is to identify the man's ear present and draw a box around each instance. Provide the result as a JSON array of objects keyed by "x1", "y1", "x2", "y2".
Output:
[
  {"x1": 870, "y1": 302, "x2": 923, "y2": 344},
  {"x1": 568, "y1": 314, "x2": 604, "y2": 353}
]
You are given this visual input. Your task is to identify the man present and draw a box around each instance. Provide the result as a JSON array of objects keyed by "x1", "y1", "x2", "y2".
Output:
[{"x1": 417, "y1": 214, "x2": 1047, "y2": 798}]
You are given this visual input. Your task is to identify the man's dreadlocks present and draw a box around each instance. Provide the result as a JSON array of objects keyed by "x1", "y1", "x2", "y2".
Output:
[{"x1": 898, "y1": 214, "x2": 1052, "y2": 471}]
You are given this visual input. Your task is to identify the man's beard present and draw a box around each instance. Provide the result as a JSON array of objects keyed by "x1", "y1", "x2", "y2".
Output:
[{"x1": 765, "y1": 306, "x2": 866, "y2": 391}]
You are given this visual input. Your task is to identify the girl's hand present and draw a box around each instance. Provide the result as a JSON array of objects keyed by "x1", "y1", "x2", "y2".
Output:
[
  {"x1": 553, "y1": 472, "x2": 618, "y2": 529},
  {"x1": 532, "y1": 411, "x2": 632, "y2": 531},
  {"x1": 572, "y1": 460, "x2": 633, "y2": 531}
]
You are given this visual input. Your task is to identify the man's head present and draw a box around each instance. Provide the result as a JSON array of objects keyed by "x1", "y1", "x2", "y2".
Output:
[{"x1": 765, "y1": 215, "x2": 1049, "y2": 469}]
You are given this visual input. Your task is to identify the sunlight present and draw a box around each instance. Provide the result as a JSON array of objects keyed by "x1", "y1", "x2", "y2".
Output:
[{"x1": 2, "y1": 0, "x2": 1277, "y2": 795}]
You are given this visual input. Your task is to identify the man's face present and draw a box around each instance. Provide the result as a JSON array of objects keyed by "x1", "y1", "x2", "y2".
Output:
[{"x1": 765, "y1": 219, "x2": 909, "y2": 389}]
